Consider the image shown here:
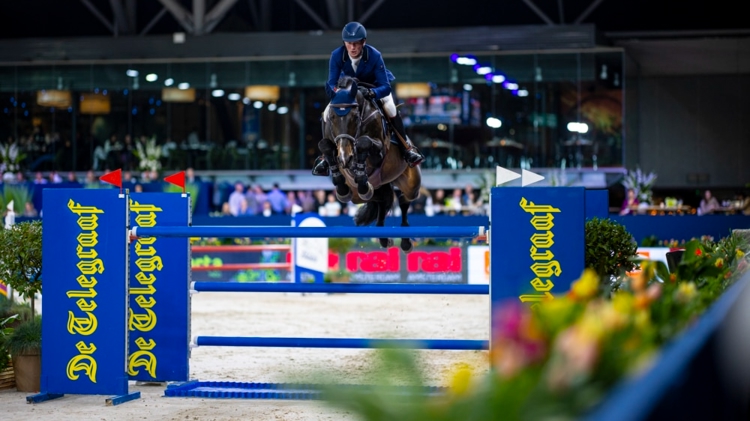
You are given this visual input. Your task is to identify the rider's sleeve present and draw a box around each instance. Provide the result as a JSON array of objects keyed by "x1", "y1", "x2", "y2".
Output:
[
  {"x1": 326, "y1": 50, "x2": 343, "y2": 99},
  {"x1": 370, "y1": 55, "x2": 392, "y2": 100}
]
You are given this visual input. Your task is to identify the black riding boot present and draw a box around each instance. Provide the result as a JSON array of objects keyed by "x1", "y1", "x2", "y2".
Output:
[
  {"x1": 312, "y1": 155, "x2": 330, "y2": 176},
  {"x1": 390, "y1": 114, "x2": 424, "y2": 167}
]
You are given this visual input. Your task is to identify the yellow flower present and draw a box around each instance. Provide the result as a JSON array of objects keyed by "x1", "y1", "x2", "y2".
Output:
[
  {"x1": 570, "y1": 269, "x2": 599, "y2": 300},
  {"x1": 612, "y1": 292, "x2": 635, "y2": 314},
  {"x1": 715, "y1": 258, "x2": 724, "y2": 269},
  {"x1": 634, "y1": 309, "x2": 651, "y2": 329},
  {"x1": 577, "y1": 311, "x2": 605, "y2": 342},
  {"x1": 598, "y1": 302, "x2": 628, "y2": 330},
  {"x1": 447, "y1": 363, "x2": 473, "y2": 396},
  {"x1": 737, "y1": 249, "x2": 745, "y2": 259},
  {"x1": 675, "y1": 282, "x2": 697, "y2": 304}
]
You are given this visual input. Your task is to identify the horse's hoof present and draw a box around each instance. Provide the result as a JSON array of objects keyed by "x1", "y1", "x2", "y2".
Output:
[
  {"x1": 336, "y1": 187, "x2": 353, "y2": 203},
  {"x1": 359, "y1": 182, "x2": 374, "y2": 200},
  {"x1": 380, "y1": 238, "x2": 394, "y2": 248},
  {"x1": 401, "y1": 240, "x2": 413, "y2": 253}
]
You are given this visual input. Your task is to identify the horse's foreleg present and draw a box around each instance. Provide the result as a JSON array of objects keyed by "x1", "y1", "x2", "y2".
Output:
[
  {"x1": 395, "y1": 190, "x2": 413, "y2": 253},
  {"x1": 319, "y1": 138, "x2": 351, "y2": 201},
  {"x1": 354, "y1": 137, "x2": 374, "y2": 200}
]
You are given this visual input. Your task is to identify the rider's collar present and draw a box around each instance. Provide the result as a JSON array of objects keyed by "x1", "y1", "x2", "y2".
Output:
[{"x1": 342, "y1": 45, "x2": 369, "y2": 63}]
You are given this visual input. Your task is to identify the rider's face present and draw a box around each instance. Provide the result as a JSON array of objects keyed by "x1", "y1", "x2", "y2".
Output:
[{"x1": 344, "y1": 40, "x2": 365, "y2": 58}]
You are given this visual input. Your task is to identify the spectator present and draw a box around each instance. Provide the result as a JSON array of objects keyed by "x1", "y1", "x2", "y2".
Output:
[
  {"x1": 313, "y1": 190, "x2": 327, "y2": 211},
  {"x1": 23, "y1": 201, "x2": 38, "y2": 218},
  {"x1": 410, "y1": 187, "x2": 430, "y2": 215},
  {"x1": 244, "y1": 184, "x2": 259, "y2": 216},
  {"x1": 446, "y1": 188, "x2": 463, "y2": 214},
  {"x1": 186, "y1": 167, "x2": 200, "y2": 183},
  {"x1": 84, "y1": 170, "x2": 96, "y2": 185},
  {"x1": 462, "y1": 184, "x2": 475, "y2": 207},
  {"x1": 698, "y1": 189, "x2": 720, "y2": 215},
  {"x1": 33, "y1": 171, "x2": 48, "y2": 184},
  {"x1": 284, "y1": 191, "x2": 300, "y2": 215},
  {"x1": 93, "y1": 139, "x2": 108, "y2": 171},
  {"x1": 620, "y1": 188, "x2": 639, "y2": 215},
  {"x1": 298, "y1": 190, "x2": 316, "y2": 213},
  {"x1": 66, "y1": 171, "x2": 79, "y2": 183},
  {"x1": 49, "y1": 170, "x2": 63, "y2": 183},
  {"x1": 15, "y1": 171, "x2": 26, "y2": 184},
  {"x1": 324, "y1": 193, "x2": 342, "y2": 216},
  {"x1": 266, "y1": 183, "x2": 288, "y2": 215},
  {"x1": 741, "y1": 193, "x2": 750, "y2": 216},
  {"x1": 227, "y1": 182, "x2": 247, "y2": 216},
  {"x1": 123, "y1": 170, "x2": 137, "y2": 184},
  {"x1": 249, "y1": 185, "x2": 268, "y2": 215},
  {"x1": 261, "y1": 201, "x2": 273, "y2": 217},
  {"x1": 134, "y1": 184, "x2": 143, "y2": 193},
  {"x1": 432, "y1": 189, "x2": 446, "y2": 215}
]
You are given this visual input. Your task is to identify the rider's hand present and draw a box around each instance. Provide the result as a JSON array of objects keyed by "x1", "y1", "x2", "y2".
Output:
[{"x1": 359, "y1": 87, "x2": 376, "y2": 99}]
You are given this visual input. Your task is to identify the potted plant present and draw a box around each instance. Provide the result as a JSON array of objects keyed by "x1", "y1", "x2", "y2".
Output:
[
  {"x1": 325, "y1": 238, "x2": 356, "y2": 283},
  {"x1": 5, "y1": 317, "x2": 41, "y2": 392},
  {"x1": 584, "y1": 217, "x2": 638, "y2": 286},
  {"x1": 324, "y1": 268, "x2": 352, "y2": 284}
]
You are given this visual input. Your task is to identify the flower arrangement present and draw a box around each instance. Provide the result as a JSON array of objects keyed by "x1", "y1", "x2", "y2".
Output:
[
  {"x1": 0, "y1": 142, "x2": 26, "y2": 175},
  {"x1": 320, "y1": 232, "x2": 750, "y2": 420},
  {"x1": 621, "y1": 167, "x2": 657, "y2": 204},
  {"x1": 133, "y1": 137, "x2": 162, "y2": 173}
]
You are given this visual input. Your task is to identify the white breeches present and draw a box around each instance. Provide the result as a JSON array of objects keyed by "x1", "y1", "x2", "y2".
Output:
[{"x1": 324, "y1": 93, "x2": 397, "y2": 122}]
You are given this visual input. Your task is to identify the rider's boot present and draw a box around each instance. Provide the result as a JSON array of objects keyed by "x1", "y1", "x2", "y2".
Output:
[{"x1": 390, "y1": 114, "x2": 425, "y2": 167}]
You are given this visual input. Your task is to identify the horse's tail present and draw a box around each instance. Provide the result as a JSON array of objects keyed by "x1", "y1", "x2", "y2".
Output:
[{"x1": 353, "y1": 185, "x2": 394, "y2": 226}]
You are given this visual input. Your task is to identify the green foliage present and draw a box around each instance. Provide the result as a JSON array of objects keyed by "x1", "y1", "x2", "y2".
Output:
[
  {"x1": 0, "y1": 313, "x2": 18, "y2": 370},
  {"x1": 4, "y1": 317, "x2": 41, "y2": 357},
  {"x1": 640, "y1": 235, "x2": 659, "y2": 247},
  {"x1": 163, "y1": 182, "x2": 200, "y2": 213},
  {"x1": 584, "y1": 218, "x2": 638, "y2": 281},
  {"x1": 327, "y1": 237, "x2": 356, "y2": 255},
  {"x1": 0, "y1": 221, "x2": 43, "y2": 317},
  {"x1": 0, "y1": 296, "x2": 32, "y2": 323},
  {"x1": 324, "y1": 268, "x2": 351, "y2": 283},
  {"x1": 0, "y1": 184, "x2": 33, "y2": 214}
]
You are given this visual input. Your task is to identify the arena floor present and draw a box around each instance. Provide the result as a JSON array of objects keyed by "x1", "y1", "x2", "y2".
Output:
[{"x1": 0, "y1": 291, "x2": 490, "y2": 421}]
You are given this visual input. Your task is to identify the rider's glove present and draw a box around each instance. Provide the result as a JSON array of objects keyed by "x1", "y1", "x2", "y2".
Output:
[{"x1": 359, "y1": 87, "x2": 376, "y2": 100}]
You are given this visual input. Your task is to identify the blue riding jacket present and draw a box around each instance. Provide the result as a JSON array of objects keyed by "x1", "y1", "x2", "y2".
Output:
[{"x1": 326, "y1": 44, "x2": 395, "y2": 100}]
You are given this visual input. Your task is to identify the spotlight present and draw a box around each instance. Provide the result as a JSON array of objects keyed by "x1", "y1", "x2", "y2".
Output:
[
  {"x1": 164, "y1": 78, "x2": 174, "y2": 87},
  {"x1": 126, "y1": 69, "x2": 139, "y2": 77},
  {"x1": 211, "y1": 89, "x2": 225, "y2": 97},
  {"x1": 178, "y1": 82, "x2": 190, "y2": 90},
  {"x1": 227, "y1": 93, "x2": 241, "y2": 101},
  {"x1": 486, "y1": 117, "x2": 502, "y2": 128},
  {"x1": 253, "y1": 101, "x2": 263, "y2": 109},
  {"x1": 145, "y1": 73, "x2": 158, "y2": 82},
  {"x1": 277, "y1": 106, "x2": 289, "y2": 114}
]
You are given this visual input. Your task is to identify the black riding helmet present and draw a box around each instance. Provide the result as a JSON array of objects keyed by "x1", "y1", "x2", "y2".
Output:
[{"x1": 342, "y1": 22, "x2": 366, "y2": 42}]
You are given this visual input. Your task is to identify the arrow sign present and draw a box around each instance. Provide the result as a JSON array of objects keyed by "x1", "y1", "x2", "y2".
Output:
[
  {"x1": 495, "y1": 166, "x2": 521, "y2": 186},
  {"x1": 521, "y1": 169, "x2": 545, "y2": 187},
  {"x1": 164, "y1": 171, "x2": 186, "y2": 193}
]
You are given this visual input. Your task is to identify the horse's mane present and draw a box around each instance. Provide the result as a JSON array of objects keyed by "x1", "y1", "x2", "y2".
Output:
[{"x1": 337, "y1": 76, "x2": 356, "y2": 90}]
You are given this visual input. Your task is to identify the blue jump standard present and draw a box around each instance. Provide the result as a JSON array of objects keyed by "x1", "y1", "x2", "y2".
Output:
[
  {"x1": 193, "y1": 282, "x2": 489, "y2": 295},
  {"x1": 195, "y1": 336, "x2": 489, "y2": 350},
  {"x1": 164, "y1": 381, "x2": 447, "y2": 400},
  {"x1": 134, "y1": 225, "x2": 484, "y2": 239},
  {"x1": 26, "y1": 391, "x2": 141, "y2": 406}
]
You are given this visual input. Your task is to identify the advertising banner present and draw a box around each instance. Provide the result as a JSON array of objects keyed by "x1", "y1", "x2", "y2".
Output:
[
  {"x1": 192, "y1": 248, "x2": 291, "y2": 283},
  {"x1": 344, "y1": 246, "x2": 468, "y2": 284},
  {"x1": 293, "y1": 214, "x2": 328, "y2": 283},
  {"x1": 490, "y1": 187, "x2": 585, "y2": 307},
  {"x1": 41, "y1": 189, "x2": 129, "y2": 395},
  {"x1": 128, "y1": 193, "x2": 190, "y2": 382}
]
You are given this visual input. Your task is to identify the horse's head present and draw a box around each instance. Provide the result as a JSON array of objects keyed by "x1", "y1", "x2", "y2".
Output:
[{"x1": 327, "y1": 76, "x2": 362, "y2": 169}]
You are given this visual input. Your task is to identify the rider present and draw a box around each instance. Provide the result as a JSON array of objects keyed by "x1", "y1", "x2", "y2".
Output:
[{"x1": 312, "y1": 21, "x2": 425, "y2": 176}]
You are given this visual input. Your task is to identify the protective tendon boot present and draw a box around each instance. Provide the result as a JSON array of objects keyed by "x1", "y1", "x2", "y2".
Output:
[
  {"x1": 317, "y1": 139, "x2": 345, "y2": 186},
  {"x1": 390, "y1": 114, "x2": 424, "y2": 167},
  {"x1": 311, "y1": 155, "x2": 330, "y2": 176}
]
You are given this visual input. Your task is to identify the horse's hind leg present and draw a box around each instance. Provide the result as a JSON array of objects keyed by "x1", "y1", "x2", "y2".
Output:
[
  {"x1": 374, "y1": 185, "x2": 394, "y2": 248},
  {"x1": 395, "y1": 190, "x2": 413, "y2": 253},
  {"x1": 319, "y1": 138, "x2": 351, "y2": 202}
]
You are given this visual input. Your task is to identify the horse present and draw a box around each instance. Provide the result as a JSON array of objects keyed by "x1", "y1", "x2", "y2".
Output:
[{"x1": 318, "y1": 75, "x2": 421, "y2": 253}]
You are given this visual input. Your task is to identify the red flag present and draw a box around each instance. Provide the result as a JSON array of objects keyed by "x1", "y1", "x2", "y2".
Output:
[
  {"x1": 164, "y1": 171, "x2": 186, "y2": 193},
  {"x1": 100, "y1": 169, "x2": 122, "y2": 189}
]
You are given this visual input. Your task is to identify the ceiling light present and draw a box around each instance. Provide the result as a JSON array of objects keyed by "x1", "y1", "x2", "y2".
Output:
[
  {"x1": 178, "y1": 82, "x2": 190, "y2": 90},
  {"x1": 164, "y1": 78, "x2": 174, "y2": 87},
  {"x1": 211, "y1": 89, "x2": 225, "y2": 97},
  {"x1": 486, "y1": 117, "x2": 502, "y2": 128},
  {"x1": 277, "y1": 106, "x2": 289, "y2": 114},
  {"x1": 228, "y1": 93, "x2": 241, "y2": 101},
  {"x1": 517, "y1": 89, "x2": 529, "y2": 97},
  {"x1": 242, "y1": 97, "x2": 251, "y2": 104},
  {"x1": 253, "y1": 101, "x2": 263, "y2": 109},
  {"x1": 492, "y1": 75, "x2": 506, "y2": 84},
  {"x1": 475, "y1": 66, "x2": 492, "y2": 75},
  {"x1": 504, "y1": 82, "x2": 519, "y2": 90},
  {"x1": 463, "y1": 84, "x2": 473, "y2": 91},
  {"x1": 126, "y1": 69, "x2": 139, "y2": 77},
  {"x1": 145, "y1": 73, "x2": 158, "y2": 82},
  {"x1": 268, "y1": 103, "x2": 277, "y2": 111}
]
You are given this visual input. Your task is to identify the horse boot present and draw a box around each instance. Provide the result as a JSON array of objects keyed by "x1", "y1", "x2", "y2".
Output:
[
  {"x1": 354, "y1": 137, "x2": 375, "y2": 200},
  {"x1": 311, "y1": 155, "x2": 330, "y2": 176},
  {"x1": 390, "y1": 114, "x2": 424, "y2": 167},
  {"x1": 316, "y1": 139, "x2": 345, "y2": 187}
]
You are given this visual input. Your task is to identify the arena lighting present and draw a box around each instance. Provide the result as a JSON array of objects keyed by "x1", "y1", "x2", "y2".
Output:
[
  {"x1": 517, "y1": 89, "x2": 529, "y2": 97},
  {"x1": 474, "y1": 65, "x2": 492, "y2": 75},
  {"x1": 486, "y1": 117, "x2": 502, "y2": 128},
  {"x1": 567, "y1": 122, "x2": 589, "y2": 133},
  {"x1": 211, "y1": 89, "x2": 225, "y2": 97},
  {"x1": 126, "y1": 69, "x2": 139, "y2": 77},
  {"x1": 492, "y1": 75, "x2": 506, "y2": 84},
  {"x1": 268, "y1": 103, "x2": 277, "y2": 111},
  {"x1": 178, "y1": 82, "x2": 190, "y2": 90},
  {"x1": 145, "y1": 73, "x2": 158, "y2": 82},
  {"x1": 253, "y1": 101, "x2": 263, "y2": 109},
  {"x1": 277, "y1": 106, "x2": 289, "y2": 114},
  {"x1": 242, "y1": 97, "x2": 251, "y2": 104},
  {"x1": 227, "y1": 93, "x2": 241, "y2": 101},
  {"x1": 504, "y1": 82, "x2": 519, "y2": 90},
  {"x1": 450, "y1": 53, "x2": 477, "y2": 66},
  {"x1": 164, "y1": 78, "x2": 174, "y2": 87},
  {"x1": 463, "y1": 84, "x2": 473, "y2": 91}
]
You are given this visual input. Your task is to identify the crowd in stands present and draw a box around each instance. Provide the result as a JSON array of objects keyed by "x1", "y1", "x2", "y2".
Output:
[{"x1": 218, "y1": 183, "x2": 488, "y2": 218}]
